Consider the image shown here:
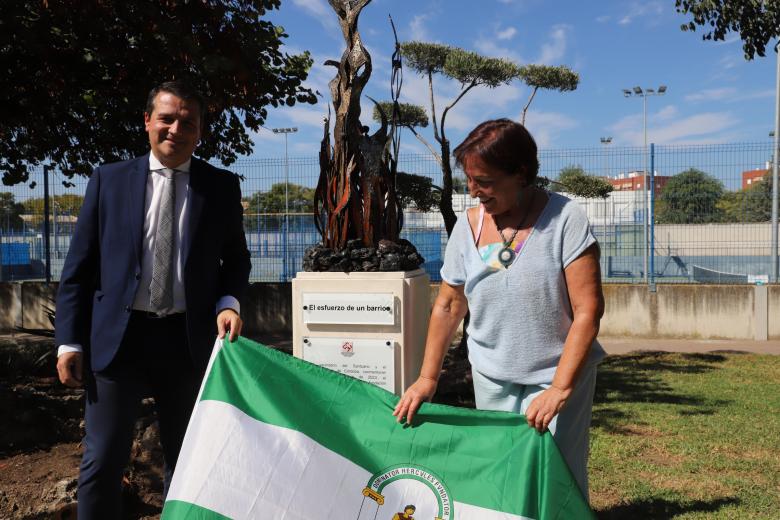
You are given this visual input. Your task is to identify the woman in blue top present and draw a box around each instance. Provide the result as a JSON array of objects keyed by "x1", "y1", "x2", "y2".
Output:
[{"x1": 393, "y1": 119, "x2": 605, "y2": 499}]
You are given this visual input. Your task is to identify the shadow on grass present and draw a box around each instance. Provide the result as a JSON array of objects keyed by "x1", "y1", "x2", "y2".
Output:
[
  {"x1": 593, "y1": 351, "x2": 730, "y2": 433},
  {"x1": 596, "y1": 496, "x2": 740, "y2": 519}
]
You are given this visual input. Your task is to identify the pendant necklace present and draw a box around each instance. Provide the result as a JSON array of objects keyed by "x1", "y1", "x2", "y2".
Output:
[{"x1": 496, "y1": 190, "x2": 536, "y2": 268}]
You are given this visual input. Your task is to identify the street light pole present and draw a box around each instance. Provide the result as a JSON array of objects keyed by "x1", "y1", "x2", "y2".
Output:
[
  {"x1": 272, "y1": 127, "x2": 298, "y2": 281},
  {"x1": 771, "y1": 41, "x2": 779, "y2": 283},
  {"x1": 43, "y1": 165, "x2": 51, "y2": 284},
  {"x1": 600, "y1": 137, "x2": 612, "y2": 277},
  {"x1": 623, "y1": 85, "x2": 667, "y2": 285},
  {"x1": 600, "y1": 136, "x2": 612, "y2": 177}
]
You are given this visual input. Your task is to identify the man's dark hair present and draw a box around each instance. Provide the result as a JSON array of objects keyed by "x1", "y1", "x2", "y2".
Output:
[
  {"x1": 453, "y1": 118, "x2": 540, "y2": 185},
  {"x1": 145, "y1": 81, "x2": 206, "y2": 127}
]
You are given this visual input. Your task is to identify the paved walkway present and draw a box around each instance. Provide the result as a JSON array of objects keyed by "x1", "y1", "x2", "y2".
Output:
[
  {"x1": 599, "y1": 337, "x2": 780, "y2": 355},
  {"x1": 4, "y1": 332, "x2": 778, "y2": 356},
  {"x1": 250, "y1": 333, "x2": 780, "y2": 356}
]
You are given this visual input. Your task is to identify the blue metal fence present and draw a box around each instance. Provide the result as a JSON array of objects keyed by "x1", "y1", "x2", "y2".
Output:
[{"x1": 1, "y1": 141, "x2": 776, "y2": 283}]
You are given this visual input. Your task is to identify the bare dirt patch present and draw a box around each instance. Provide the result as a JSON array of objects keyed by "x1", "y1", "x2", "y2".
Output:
[{"x1": 1, "y1": 335, "x2": 474, "y2": 519}]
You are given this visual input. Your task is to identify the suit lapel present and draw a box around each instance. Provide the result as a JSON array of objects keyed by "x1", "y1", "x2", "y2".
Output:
[
  {"x1": 184, "y1": 157, "x2": 206, "y2": 267},
  {"x1": 129, "y1": 154, "x2": 149, "y2": 268}
]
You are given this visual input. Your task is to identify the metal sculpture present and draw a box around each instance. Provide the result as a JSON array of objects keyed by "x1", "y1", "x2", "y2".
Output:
[{"x1": 314, "y1": 0, "x2": 402, "y2": 251}]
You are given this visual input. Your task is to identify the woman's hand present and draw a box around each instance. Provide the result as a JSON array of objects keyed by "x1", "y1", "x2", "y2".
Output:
[
  {"x1": 393, "y1": 376, "x2": 438, "y2": 426},
  {"x1": 525, "y1": 386, "x2": 572, "y2": 433}
]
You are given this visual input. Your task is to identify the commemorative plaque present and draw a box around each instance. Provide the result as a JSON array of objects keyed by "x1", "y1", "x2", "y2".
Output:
[
  {"x1": 301, "y1": 337, "x2": 395, "y2": 392},
  {"x1": 302, "y1": 292, "x2": 395, "y2": 325},
  {"x1": 292, "y1": 269, "x2": 430, "y2": 396}
]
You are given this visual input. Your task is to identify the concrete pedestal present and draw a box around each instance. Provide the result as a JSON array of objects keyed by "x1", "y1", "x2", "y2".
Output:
[{"x1": 292, "y1": 269, "x2": 430, "y2": 396}]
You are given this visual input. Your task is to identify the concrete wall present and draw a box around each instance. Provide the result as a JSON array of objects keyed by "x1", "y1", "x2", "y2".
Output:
[
  {"x1": 600, "y1": 284, "x2": 769, "y2": 340},
  {"x1": 2, "y1": 281, "x2": 776, "y2": 340},
  {"x1": 0, "y1": 283, "x2": 18, "y2": 331},
  {"x1": 769, "y1": 285, "x2": 780, "y2": 340},
  {"x1": 0, "y1": 282, "x2": 57, "y2": 332},
  {"x1": 241, "y1": 282, "x2": 293, "y2": 337}
]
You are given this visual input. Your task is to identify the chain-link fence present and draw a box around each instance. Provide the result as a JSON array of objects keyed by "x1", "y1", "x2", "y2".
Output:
[{"x1": 1, "y1": 141, "x2": 776, "y2": 284}]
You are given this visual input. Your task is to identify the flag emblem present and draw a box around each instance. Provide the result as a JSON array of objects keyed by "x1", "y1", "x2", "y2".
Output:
[{"x1": 358, "y1": 464, "x2": 452, "y2": 520}]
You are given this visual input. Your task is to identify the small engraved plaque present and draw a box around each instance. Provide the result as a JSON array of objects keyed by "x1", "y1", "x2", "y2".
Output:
[
  {"x1": 302, "y1": 337, "x2": 395, "y2": 392},
  {"x1": 302, "y1": 292, "x2": 395, "y2": 325}
]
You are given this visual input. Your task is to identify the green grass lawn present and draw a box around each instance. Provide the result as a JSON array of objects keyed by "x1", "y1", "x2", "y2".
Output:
[{"x1": 589, "y1": 351, "x2": 780, "y2": 519}]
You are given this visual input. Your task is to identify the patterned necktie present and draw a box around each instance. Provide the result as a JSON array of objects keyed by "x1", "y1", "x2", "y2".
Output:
[{"x1": 150, "y1": 168, "x2": 176, "y2": 314}]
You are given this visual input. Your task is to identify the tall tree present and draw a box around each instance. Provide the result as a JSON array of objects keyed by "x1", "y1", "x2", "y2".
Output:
[
  {"x1": 675, "y1": 0, "x2": 780, "y2": 59},
  {"x1": 374, "y1": 43, "x2": 583, "y2": 235},
  {"x1": 518, "y1": 64, "x2": 579, "y2": 125},
  {"x1": 394, "y1": 172, "x2": 441, "y2": 212},
  {"x1": 0, "y1": 1, "x2": 317, "y2": 185},
  {"x1": 551, "y1": 165, "x2": 587, "y2": 193},
  {"x1": 392, "y1": 42, "x2": 522, "y2": 235},
  {"x1": 656, "y1": 168, "x2": 724, "y2": 224},
  {"x1": 0, "y1": 193, "x2": 25, "y2": 231},
  {"x1": 244, "y1": 182, "x2": 315, "y2": 231},
  {"x1": 23, "y1": 193, "x2": 84, "y2": 218},
  {"x1": 717, "y1": 171, "x2": 773, "y2": 223},
  {"x1": 451, "y1": 175, "x2": 468, "y2": 194},
  {"x1": 550, "y1": 165, "x2": 613, "y2": 197},
  {"x1": 245, "y1": 183, "x2": 315, "y2": 214}
]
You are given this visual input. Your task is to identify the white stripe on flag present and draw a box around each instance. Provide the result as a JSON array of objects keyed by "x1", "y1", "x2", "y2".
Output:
[{"x1": 167, "y1": 400, "x2": 534, "y2": 520}]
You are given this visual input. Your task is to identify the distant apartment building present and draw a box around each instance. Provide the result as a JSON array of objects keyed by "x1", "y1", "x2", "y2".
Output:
[
  {"x1": 741, "y1": 164, "x2": 771, "y2": 189},
  {"x1": 606, "y1": 171, "x2": 671, "y2": 192}
]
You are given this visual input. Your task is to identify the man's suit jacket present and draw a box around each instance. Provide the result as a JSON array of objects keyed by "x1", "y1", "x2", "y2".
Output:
[{"x1": 55, "y1": 154, "x2": 251, "y2": 373}]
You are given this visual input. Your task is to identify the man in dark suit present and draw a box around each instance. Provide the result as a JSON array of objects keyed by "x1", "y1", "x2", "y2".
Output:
[{"x1": 55, "y1": 81, "x2": 251, "y2": 519}]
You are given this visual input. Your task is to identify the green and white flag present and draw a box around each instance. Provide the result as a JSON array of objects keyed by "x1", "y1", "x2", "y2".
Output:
[{"x1": 162, "y1": 337, "x2": 594, "y2": 520}]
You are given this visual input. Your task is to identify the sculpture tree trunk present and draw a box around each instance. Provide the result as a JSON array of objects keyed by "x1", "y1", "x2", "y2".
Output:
[{"x1": 315, "y1": 0, "x2": 401, "y2": 250}]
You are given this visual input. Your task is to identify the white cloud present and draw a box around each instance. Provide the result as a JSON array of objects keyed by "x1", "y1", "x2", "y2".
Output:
[
  {"x1": 496, "y1": 27, "x2": 517, "y2": 40},
  {"x1": 291, "y1": 0, "x2": 341, "y2": 38},
  {"x1": 655, "y1": 105, "x2": 678, "y2": 120},
  {"x1": 609, "y1": 111, "x2": 737, "y2": 146},
  {"x1": 473, "y1": 37, "x2": 524, "y2": 63},
  {"x1": 719, "y1": 54, "x2": 742, "y2": 70},
  {"x1": 685, "y1": 87, "x2": 774, "y2": 103},
  {"x1": 537, "y1": 25, "x2": 569, "y2": 64},
  {"x1": 522, "y1": 111, "x2": 579, "y2": 147},
  {"x1": 288, "y1": 105, "x2": 330, "y2": 128},
  {"x1": 448, "y1": 83, "x2": 524, "y2": 130},
  {"x1": 685, "y1": 88, "x2": 738, "y2": 102},
  {"x1": 291, "y1": 0, "x2": 329, "y2": 17},
  {"x1": 395, "y1": 72, "x2": 524, "y2": 148},
  {"x1": 616, "y1": 1, "x2": 664, "y2": 25},
  {"x1": 596, "y1": 15, "x2": 610, "y2": 23},
  {"x1": 399, "y1": 140, "x2": 430, "y2": 157},
  {"x1": 747, "y1": 89, "x2": 775, "y2": 100},
  {"x1": 409, "y1": 14, "x2": 432, "y2": 41},
  {"x1": 290, "y1": 141, "x2": 323, "y2": 155}
]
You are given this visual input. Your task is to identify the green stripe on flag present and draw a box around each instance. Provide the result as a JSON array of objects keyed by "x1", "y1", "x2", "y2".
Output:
[
  {"x1": 195, "y1": 337, "x2": 593, "y2": 519},
  {"x1": 163, "y1": 500, "x2": 231, "y2": 519}
]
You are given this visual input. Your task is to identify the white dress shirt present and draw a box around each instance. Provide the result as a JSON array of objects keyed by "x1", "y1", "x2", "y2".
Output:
[
  {"x1": 133, "y1": 153, "x2": 191, "y2": 313},
  {"x1": 57, "y1": 153, "x2": 240, "y2": 357}
]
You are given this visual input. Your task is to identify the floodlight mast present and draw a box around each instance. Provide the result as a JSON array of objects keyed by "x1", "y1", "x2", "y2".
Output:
[
  {"x1": 623, "y1": 85, "x2": 667, "y2": 286},
  {"x1": 271, "y1": 127, "x2": 298, "y2": 279}
]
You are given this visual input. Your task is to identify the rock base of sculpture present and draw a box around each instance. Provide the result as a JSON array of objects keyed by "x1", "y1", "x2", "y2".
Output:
[
  {"x1": 302, "y1": 239, "x2": 424, "y2": 273},
  {"x1": 292, "y1": 269, "x2": 430, "y2": 396}
]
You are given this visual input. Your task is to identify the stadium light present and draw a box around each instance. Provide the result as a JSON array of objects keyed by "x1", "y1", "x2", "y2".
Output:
[{"x1": 623, "y1": 85, "x2": 668, "y2": 286}]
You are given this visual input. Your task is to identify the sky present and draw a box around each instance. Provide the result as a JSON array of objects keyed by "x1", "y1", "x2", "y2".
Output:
[{"x1": 246, "y1": 0, "x2": 778, "y2": 160}]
